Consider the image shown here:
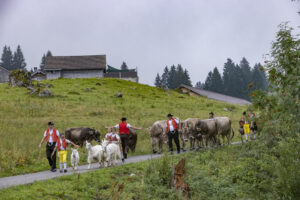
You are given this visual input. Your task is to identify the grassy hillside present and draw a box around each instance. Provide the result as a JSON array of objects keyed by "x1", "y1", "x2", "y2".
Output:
[
  {"x1": 1, "y1": 138, "x2": 299, "y2": 200},
  {"x1": 0, "y1": 78, "x2": 245, "y2": 177}
]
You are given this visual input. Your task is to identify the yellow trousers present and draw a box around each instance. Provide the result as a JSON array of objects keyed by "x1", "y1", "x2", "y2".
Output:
[
  {"x1": 243, "y1": 124, "x2": 250, "y2": 135},
  {"x1": 58, "y1": 150, "x2": 67, "y2": 163}
]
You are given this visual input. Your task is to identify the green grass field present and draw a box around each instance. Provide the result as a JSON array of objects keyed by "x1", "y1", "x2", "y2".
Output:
[{"x1": 0, "y1": 78, "x2": 245, "y2": 177}]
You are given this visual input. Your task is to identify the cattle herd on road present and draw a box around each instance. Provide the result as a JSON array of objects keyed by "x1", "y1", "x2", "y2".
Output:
[
  {"x1": 64, "y1": 116, "x2": 234, "y2": 169},
  {"x1": 148, "y1": 116, "x2": 234, "y2": 154}
]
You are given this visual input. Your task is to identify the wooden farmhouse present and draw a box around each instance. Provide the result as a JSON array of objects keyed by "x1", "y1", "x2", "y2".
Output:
[{"x1": 44, "y1": 55, "x2": 106, "y2": 79}]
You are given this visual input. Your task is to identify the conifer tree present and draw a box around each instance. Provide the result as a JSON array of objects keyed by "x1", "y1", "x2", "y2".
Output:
[
  {"x1": 121, "y1": 62, "x2": 128, "y2": 70},
  {"x1": 183, "y1": 69, "x2": 192, "y2": 86},
  {"x1": 210, "y1": 67, "x2": 223, "y2": 93},
  {"x1": 161, "y1": 66, "x2": 169, "y2": 89},
  {"x1": 0, "y1": 46, "x2": 13, "y2": 70},
  {"x1": 195, "y1": 81, "x2": 204, "y2": 89},
  {"x1": 12, "y1": 45, "x2": 26, "y2": 70},
  {"x1": 40, "y1": 50, "x2": 53, "y2": 71},
  {"x1": 204, "y1": 71, "x2": 213, "y2": 90},
  {"x1": 154, "y1": 73, "x2": 162, "y2": 87},
  {"x1": 168, "y1": 65, "x2": 177, "y2": 89}
]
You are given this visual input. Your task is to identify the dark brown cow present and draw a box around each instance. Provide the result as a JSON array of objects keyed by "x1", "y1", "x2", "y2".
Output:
[
  {"x1": 195, "y1": 119, "x2": 218, "y2": 148},
  {"x1": 65, "y1": 127, "x2": 101, "y2": 147},
  {"x1": 128, "y1": 128, "x2": 137, "y2": 152}
]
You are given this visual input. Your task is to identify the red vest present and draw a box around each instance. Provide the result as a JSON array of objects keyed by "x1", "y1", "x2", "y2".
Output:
[
  {"x1": 57, "y1": 139, "x2": 67, "y2": 150},
  {"x1": 119, "y1": 122, "x2": 129, "y2": 134},
  {"x1": 166, "y1": 118, "x2": 178, "y2": 132},
  {"x1": 107, "y1": 134, "x2": 118, "y2": 141},
  {"x1": 46, "y1": 129, "x2": 58, "y2": 142}
]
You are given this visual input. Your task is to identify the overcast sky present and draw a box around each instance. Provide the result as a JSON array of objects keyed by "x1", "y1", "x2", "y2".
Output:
[{"x1": 0, "y1": 0, "x2": 299, "y2": 85}]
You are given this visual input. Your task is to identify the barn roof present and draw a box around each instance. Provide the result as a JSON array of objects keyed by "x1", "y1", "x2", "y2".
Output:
[
  {"x1": 45, "y1": 55, "x2": 106, "y2": 70},
  {"x1": 179, "y1": 84, "x2": 251, "y2": 105}
]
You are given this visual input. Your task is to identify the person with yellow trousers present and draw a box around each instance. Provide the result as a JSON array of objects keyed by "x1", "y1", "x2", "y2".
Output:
[
  {"x1": 241, "y1": 111, "x2": 250, "y2": 142},
  {"x1": 52, "y1": 133, "x2": 79, "y2": 173}
]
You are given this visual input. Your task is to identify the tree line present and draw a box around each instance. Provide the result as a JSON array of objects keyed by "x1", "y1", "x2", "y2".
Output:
[
  {"x1": 0, "y1": 45, "x2": 52, "y2": 72},
  {"x1": 154, "y1": 65, "x2": 192, "y2": 89},
  {"x1": 195, "y1": 58, "x2": 268, "y2": 100},
  {"x1": 0, "y1": 45, "x2": 26, "y2": 71}
]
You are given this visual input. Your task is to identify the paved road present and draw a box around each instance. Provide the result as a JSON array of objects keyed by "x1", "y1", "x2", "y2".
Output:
[
  {"x1": 0, "y1": 154, "x2": 162, "y2": 190},
  {"x1": 0, "y1": 141, "x2": 242, "y2": 190}
]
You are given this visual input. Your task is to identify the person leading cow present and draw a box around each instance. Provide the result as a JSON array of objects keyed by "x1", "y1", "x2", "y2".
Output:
[
  {"x1": 165, "y1": 114, "x2": 181, "y2": 154},
  {"x1": 108, "y1": 117, "x2": 142, "y2": 159}
]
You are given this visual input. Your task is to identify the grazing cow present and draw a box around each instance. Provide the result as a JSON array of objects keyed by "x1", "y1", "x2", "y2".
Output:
[
  {"x1": 65, "y1": 127, "x2": 101, "y2": 147},
  {"x1": 180, "y1": 118, "x2": 203, "y2": 150},
  {"x1": 195, "y1": 119, "x2": 218, "y2": 148},
  {"x1": 71, "y1": 148, "x2": 80, "y2": 171},
  {"x1": 214, "y1": 117, "x2": 235, "y2": 145},
  {"x1": 86, "y1": 141, "x2": 104, "y2": 169},
  {"x1": 128, "y1": 128, "x2": 137, "y2": 153},
  {"x1": 102, "y1": 140, "x2": 122, "y2": 166}
]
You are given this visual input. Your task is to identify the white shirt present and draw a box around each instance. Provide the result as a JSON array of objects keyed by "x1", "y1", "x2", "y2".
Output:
[
  {"x1": 44, "y1": 129, "x2": 60, "y2": 143},
  {"x1": 115, "y1": 123, "x2": 131, "y2": 128},
  {"x1": 105, "y1": 132, "x2": 120, "y2": 141},
  {"x1": 166, "y1": 119, "x2": 179, "y2": 132},
  {"x1": 55, "y1": 139, "x2": 70, "y2": 150}
]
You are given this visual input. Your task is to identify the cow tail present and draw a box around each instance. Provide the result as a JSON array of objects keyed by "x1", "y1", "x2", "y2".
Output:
[{"x1": 231, "y1": 128, "x2": 235, "y2": 140}]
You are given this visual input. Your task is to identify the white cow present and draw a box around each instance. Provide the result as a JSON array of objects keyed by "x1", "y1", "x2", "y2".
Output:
[
  {"x1": 102, "y1": 140, "x2": 122, "y2": 166},
  {"x1": 85, "y1": 141, "x2": 104, "y2": 169},
  {"x1": 71, "y1": 148, "x2": 80, "y2": 171}
]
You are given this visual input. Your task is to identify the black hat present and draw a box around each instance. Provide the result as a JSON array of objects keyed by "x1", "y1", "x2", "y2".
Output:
[
  {"x1": 48, "y1": 121, "x2": 54, "y2": 125},
  {"x1": 121, "y1": 117, "x2": 127, "y2": 121},
  {"x1": 243, "y1": 111, "x2": 246, "y2": 115},
  {"x1": 209, "y1": 112, "x2": 214, "y2": 115},
  {"x1": 167, "y1": 113, "x2": 173, "y2": 117}
]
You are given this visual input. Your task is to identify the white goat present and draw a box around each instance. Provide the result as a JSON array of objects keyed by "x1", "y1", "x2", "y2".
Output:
[
  {"x1": 102, "y1": 140, "x2": 122, "y2": 166},
  {"x1": 85, "y1": 141, "x2": 104, "y2": 169},
  {"x1": 71, "y1": 148, "x2": 80, "y2": 171}
]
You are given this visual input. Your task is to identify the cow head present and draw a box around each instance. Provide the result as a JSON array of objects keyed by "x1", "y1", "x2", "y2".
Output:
[{"x1": 179, "y1": 121, "x2": 190, "y2": 142}]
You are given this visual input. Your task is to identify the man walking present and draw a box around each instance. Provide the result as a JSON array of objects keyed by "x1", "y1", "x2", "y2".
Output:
[
  {"x1": 38, "y1": 121, "x2": 60, "y2": 172},
  {"x1": 112, "y1": 117, "x2": 142, "y2": 159},
  {"x1": 165, "y1": 114, "x2": 181, "y2": 154}
]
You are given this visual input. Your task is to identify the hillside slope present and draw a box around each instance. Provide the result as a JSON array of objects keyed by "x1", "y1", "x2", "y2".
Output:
[{"x1": 0, "y1": 78, "x2": 244, "y2": 177}]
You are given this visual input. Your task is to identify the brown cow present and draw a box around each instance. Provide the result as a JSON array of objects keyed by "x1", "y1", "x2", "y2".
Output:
[
  {"x1": 148, "y1": 120, "x2": 168, "y2": 154},
  {"x1": 180, "y1": 118, "x2": 203, "y2": 150},
  {"x1": 195, "y1": 119, "x2": 218, "y2": 148},
  {"x1": 213, "y1": 117, "x2": 234, "y2": 145},
  {"x1": 128, "y1": 128, "x2": 137, "y2": 152}
]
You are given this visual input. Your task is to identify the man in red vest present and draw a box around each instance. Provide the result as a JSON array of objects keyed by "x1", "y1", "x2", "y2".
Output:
[
  {"x1": 38, "y1": 121, "x2": 60, "y2": 172},
  {"x1": 165, "y1": 114, "x2": 181, "y2": 154},
  {"x1": 113, "y1": 117, "x2": 142, "y2": 159}
]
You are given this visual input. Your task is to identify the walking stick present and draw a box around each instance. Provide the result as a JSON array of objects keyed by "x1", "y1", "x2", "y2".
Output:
[{"x1": 119, "y1": 142, "x2": 124, "y2": 162}]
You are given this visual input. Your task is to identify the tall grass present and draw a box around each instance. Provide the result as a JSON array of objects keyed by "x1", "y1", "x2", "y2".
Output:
[{"x1": 0, "y1": 78, "x2": 245, "y2": 177}]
